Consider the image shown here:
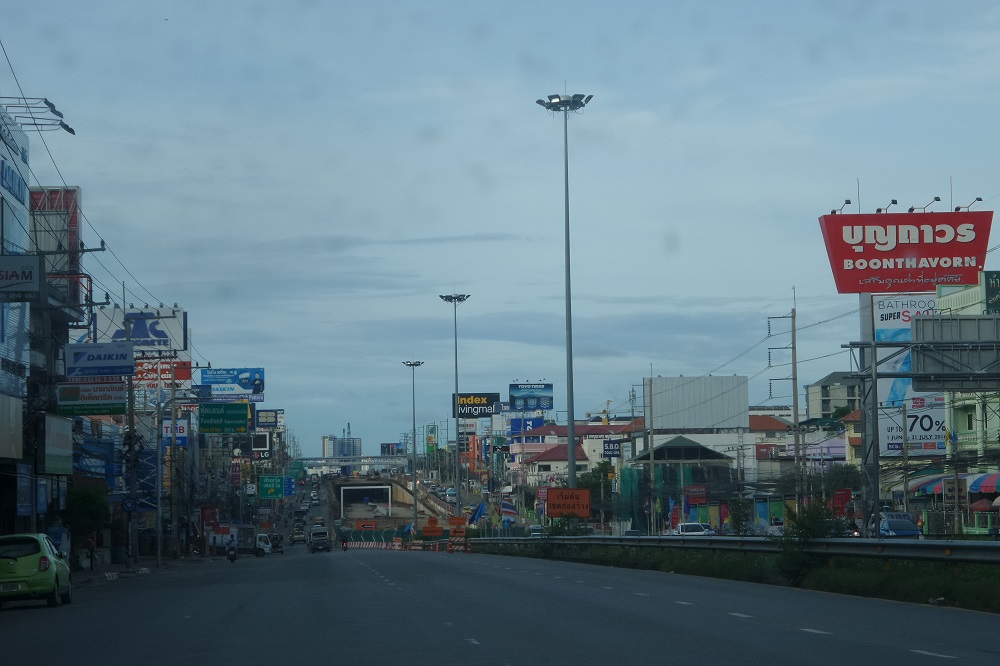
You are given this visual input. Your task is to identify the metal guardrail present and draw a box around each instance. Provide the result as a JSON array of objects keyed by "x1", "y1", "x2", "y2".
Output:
[{"x1": 473, "y1": 535, "x2": 1000, "y2": 565}]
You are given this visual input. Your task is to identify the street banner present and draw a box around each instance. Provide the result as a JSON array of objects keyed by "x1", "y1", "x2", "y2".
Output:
[{"x1": 56, "y1": 382, "x2": 127, "y2": 415}]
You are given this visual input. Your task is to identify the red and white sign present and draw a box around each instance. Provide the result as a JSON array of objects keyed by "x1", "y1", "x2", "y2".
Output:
[
  {"x1": 134, "y1": 359, "x2": 192, "y2": 384},
  {"x1": 818, "y1": 210, "x2": 992, "y2": 293}
]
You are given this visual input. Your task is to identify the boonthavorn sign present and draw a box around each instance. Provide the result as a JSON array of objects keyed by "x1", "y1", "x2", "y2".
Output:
[{"x1": 818, "y1": 210, "x2": 992, "y2": 293}]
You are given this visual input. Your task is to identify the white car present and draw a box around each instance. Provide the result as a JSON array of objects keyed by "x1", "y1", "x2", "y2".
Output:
[{"x1": 672, "y1": 523, "x2": 717, "y2": 537}]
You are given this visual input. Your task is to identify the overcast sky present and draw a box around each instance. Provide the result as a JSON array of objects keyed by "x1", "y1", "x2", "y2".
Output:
[{"x1": 5, "y1": 2, "x2": 1000, "y2": 456}]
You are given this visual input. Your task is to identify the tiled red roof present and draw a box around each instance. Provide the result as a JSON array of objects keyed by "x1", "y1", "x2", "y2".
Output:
[
  {"x1": 749, "y1": 414, "x2": 790, "y2": 431},
  {"x1": 841, "y1": 410, "x2": 862, "y2": 423},
  {"x1": 524, "y1": 443, "x2": 588, "y2": 464}
]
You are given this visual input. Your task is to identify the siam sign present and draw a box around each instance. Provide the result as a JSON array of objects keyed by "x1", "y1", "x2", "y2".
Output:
[{"x1": 818, "y1": 210, "x2": 993, "y2": 293}]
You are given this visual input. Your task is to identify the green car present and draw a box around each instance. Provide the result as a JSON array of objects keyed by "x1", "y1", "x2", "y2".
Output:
[{"x1": 0, "y1": 533, "x2": 73, "y2": 608}]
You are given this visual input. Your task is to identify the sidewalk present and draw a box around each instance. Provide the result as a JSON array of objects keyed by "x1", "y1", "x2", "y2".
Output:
[{"x1": 74, "y1": 554, "x2": 210, "y2": 588}]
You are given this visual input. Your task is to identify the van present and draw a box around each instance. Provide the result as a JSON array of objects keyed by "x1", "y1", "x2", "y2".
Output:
[
  {"x1": 309, "y1": 527, "x2": 330, "y2": 553},
  {"x1": 527, "y1": 524, "x2": 546, "y2": 538}
]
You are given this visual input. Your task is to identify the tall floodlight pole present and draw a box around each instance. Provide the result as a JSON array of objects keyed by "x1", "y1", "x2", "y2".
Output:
[
  {"x1": 536, "y1": 92, "x2": 593, "y2": 487},
  {"x1": 440, "y1": 293, "x2": 469, "y2": 515},
  {"x1": 403, "y1": 361, "x2": 423, "y2": 532}
]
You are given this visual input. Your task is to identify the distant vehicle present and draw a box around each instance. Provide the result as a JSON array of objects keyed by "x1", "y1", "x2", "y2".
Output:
[
  {"x1": 879, "y1": 518, "x2": 921, "y2": 538},
  {"x1": 672, "y1": 523, "x2": 717, "y2": 537},
  {"x1": 254, "y1": 533, "x2": 272, "y2": 556},
  {"x1": 0, "y1": 533, "x2": 73, "y2": 608},
  {"x1": 290, "y1": 530, "x2": 306, "y2": 545},
  {"x1": 309, "y1": 527, "x2": 331, "y2": 553},
  {"x1": 445, "y1": 488, "x2": 457, "y2": 497},
  {"x1": 623, "y1": 529, "x2": 643, "y2": 537},
  {"x1": 527, "y1": 524, "x2": 547, "y2": 538}
]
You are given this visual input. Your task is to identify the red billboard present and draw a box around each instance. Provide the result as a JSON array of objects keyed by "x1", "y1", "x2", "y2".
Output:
[{"x1": 818, "y1": 210, "x2": 992, "y2": 293}]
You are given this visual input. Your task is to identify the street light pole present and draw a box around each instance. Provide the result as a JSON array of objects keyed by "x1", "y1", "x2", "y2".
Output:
[
  {"x1": 536, "y1": 92, "x2": 593, "y2": 487},
  {"x1": 403, "y1": 361, "x2": 423, "y2": 533},
  {"x1": 439, "y1": 293, "x2": 469, "y2": 515}
]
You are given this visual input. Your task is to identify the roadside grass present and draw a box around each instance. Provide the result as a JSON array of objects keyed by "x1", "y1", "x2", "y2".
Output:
[{"x1": 474, "y1": 541, "x2": 1000, "y2": 613}]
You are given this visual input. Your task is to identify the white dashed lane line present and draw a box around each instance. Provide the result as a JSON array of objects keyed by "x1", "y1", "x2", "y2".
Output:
[
  {"x1": 910, "y1": 650, "x2": 956, "y2": 660},
  {"x1": 675, "y1": 601, "x2": 693, "y2": 605},
  {"x1": 800, "y1": 628, "x2": 832, "y2": 635},
  {"x1": 729, "y1": 613, "x2": 753, "y2": 618}
]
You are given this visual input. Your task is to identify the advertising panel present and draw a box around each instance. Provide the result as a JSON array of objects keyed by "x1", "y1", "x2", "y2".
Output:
[
  {"x1": 452, "y1": 392, "x2": 501, "y2": 418},
  {"x1": 256, "y1": 409, "x2": 279, "y2": 429},
  {"x1": 56, "y1": 382, "x2": 127, "y2": 416},
  {"x1": 426, "y1": 424, "x2": 438, "y2": 452},
  {"x1": 199, "y1": 403, "x2": 250, "y2": 433},
  {"x1": 0, "y1": 254, "x2": 41, "y2": 302},
  {"x1": 161, "y1": 418, "x2": 189, "y2": 447},
  {"x1": 986, "y1": 271, "x2": 1000, "y2": 315},
  {"x1": 602, "y1": 439, "x2": 622, "y2": 458},
  {"x1": 132, "y1": 358, "x2": 192, "y2": 387},
  {"x1": 874, "y1": 295, "x2": 946, "y2": 456},
  {"x1": 818, "y1": 211, "x2": 993, "y2": 293},
  {"x1": 94, "y1": 306, "x2": 188, "y2": 352},
  {"x1": 380, "y1": 442, "x2": 404, "y2": 456},
  {"x1": 44, "y1": 414, "x2": 73, "y2": 475},
  {"x1": 199, "y1": 367, "x2": 265, "y2": 402},
  {"x1": 64, "y1": 341, "x2": 135, "y2": 378},
  {"x1": 508, "y1": 383, "x2": 554, "y2": 411}
]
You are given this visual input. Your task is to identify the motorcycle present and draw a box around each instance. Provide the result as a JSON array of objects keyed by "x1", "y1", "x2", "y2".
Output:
[
  {"x1": 227, "y1": 546, "x2": 238, "y2": 563},
  {"x1": 341, "y1": 540, "x2": 348, "y2": 552}
]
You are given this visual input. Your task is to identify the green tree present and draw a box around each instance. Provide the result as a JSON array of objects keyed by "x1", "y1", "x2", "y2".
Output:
[
  {"x1": 726, "y1": 496, "x2": 755, "y2": 536},
  {"x1": 62, "y1": 483, "x2": 110, "y2": 548}
]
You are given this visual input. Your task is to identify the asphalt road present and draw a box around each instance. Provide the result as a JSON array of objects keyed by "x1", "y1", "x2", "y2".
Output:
[{"x1": 3, "y1": 537, "x2": 998, "y2": 665}]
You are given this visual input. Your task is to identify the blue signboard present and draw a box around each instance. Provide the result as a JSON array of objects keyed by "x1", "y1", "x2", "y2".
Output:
[
  {"x1": 199, "y1": 367, "x2": 265, "y2": 403},
  {"x1": 508, "y1": 383, "x2": 554, "y2": 411},
  {"x1": 602, "y1": 439, "x2": 622, "y2": 458},
  {"x1": 64, "y1": 341, "x2": 135, "y2": 377},
  {"x1": 284, "y1": 477, "x2": 296, "y2": 497}
]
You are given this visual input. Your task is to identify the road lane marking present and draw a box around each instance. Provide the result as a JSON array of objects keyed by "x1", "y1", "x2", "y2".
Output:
[
  {"x1": 729, "y1": 613, "x2": 753, "y2": 618},
  {"x1": 675, "y1": 601, "x2": 693, "y2": 605},
  {"x1": 633, "y1": 592, "x2": 649, "y2": 596},
  {"x1": 465, "y1": 639, "x2": 480, "y2": 645},
  {"x1": 800, "y1": 629, "x2": 832, "y2": 635},
  {"x1": 602, "y1": 586, "x2": 614, "y2": 590},
  {"x1": 910, "y1": 650, "x2": 956, "y2": 659}
]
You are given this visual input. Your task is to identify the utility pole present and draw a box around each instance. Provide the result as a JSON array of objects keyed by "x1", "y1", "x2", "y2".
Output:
[{"x1": 901, "y1": 401, "x2": 909, "y2": 515}]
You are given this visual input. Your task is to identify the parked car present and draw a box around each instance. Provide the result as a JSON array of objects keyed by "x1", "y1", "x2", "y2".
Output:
[
  {"x1": 0, "y1": 533, "x2": 73, "y2": 608},
  {"x1": 879, "y1": 518, "x2": 921, "y2": 537},
  {"x1": 672, "y1": 523, "x2": 717, "y2": 537}
]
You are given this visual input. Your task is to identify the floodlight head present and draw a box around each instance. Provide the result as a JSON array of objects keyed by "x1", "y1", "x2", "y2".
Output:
[
  {"x1": 535, "y1": 99, "x2": 546, "y2": 107},
  {"x1": 908, "y1": 207, "x2": 915, "y2": 213}
]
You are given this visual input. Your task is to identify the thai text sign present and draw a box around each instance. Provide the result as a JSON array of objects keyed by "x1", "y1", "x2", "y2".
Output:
[
  {"x1": 199, "y1": 403, "x2": 250, "y2": 433},
  {"x1": 56, "y1": 382, "x2": 127, "y2": 415},
  {"x1": 546, "y1": 488, "x2": 591, "y2": 518},
  {"x1": 818, "y1": 211, "x2": 992, "y2": 293}
]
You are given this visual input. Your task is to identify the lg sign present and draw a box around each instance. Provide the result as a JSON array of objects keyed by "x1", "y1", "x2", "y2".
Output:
[{"x1": 818, "y1": 210, "x2": 993, "y2": 293}]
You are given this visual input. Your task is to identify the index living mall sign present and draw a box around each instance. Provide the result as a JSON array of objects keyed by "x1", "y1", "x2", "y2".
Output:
[{"x1": 818, "y1": 210, "x2": 993, "y2": 293}]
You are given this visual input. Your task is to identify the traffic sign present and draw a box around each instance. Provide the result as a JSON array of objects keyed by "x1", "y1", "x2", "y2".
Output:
[
  {"x1": 283, "y1": 476, "x2": 296, "y2": 497},
  {"x1": 259, "y1": 475, "x2": 282, "y2": 498}
]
